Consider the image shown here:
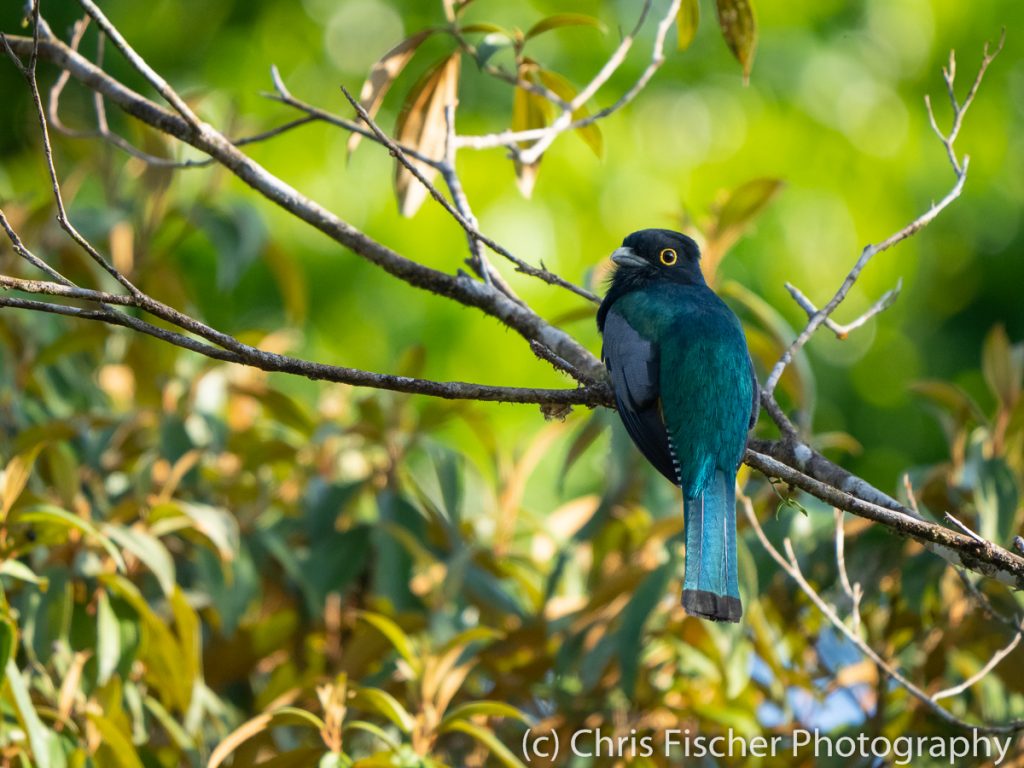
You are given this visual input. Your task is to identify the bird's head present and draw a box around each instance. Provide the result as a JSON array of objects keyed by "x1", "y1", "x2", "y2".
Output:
[
  {"x1": 597, "y1": 229, "x2": 706, "y2": 330},
  {"x1": 607, "y1": 229, "x2": 705, "y2": 291}
]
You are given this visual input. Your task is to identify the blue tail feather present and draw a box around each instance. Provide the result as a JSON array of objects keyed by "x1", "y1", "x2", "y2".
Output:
[{"x1": 682, "y1": 469, "x2": 741, "y2": 622}]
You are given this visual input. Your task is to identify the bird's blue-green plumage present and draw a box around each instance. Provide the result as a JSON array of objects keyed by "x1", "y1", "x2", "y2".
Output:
[{"x1": 598, "y1": 229, "x2": 758, "y2": 622}]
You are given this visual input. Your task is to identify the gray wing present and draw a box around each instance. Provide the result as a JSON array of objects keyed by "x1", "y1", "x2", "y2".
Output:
[
  {"x1": 602, "y1": 309, "x2": 677, "y2": 484},
  {"x1": 747, "y1": 354, "x2": 760, "y2": 430}
]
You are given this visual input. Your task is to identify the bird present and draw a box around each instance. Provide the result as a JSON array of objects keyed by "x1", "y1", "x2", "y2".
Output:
[{"x1": 597, "y1": 229, "x2": 759, "y2": 622}]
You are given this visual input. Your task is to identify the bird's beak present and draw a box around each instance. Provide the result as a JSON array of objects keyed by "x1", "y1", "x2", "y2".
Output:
[{"x1": 610, "y1": 246, "x2": 647, "y2": 268}]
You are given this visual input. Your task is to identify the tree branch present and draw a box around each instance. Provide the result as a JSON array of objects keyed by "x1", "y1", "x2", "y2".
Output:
[{"x1": 741, "y1": 491, "x2": 1024, "y2": 734}]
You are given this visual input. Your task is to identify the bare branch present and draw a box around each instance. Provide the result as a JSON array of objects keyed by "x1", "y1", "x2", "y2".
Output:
[
  {"x1": 76, "y1": 0, "x2": 202, "y2": 130},
  {"x1": 741, "y1": 491, "x2": 1024, "y2": 734},
  {"x1": 834, "y1": 508, "x2": 863, "y2": 636},
  {"x1": 930, "y1": 627, "x2": 1022, "y2": 702},
  {"x1": 762, "y1": 36, "x2": 1001, "y2": 400},
  {"x1": 340, "y1": 84, "x2": 600, "y2": 304},
  {"x1": 0, "y1": 267, "x2": 612, "y2": 408},
  {"x1": 785, "y1": 279, "x2": 902, "y2": 340},
  {"x1": 744, "y1": 444, "x2": 1024, "y2": 589},
  {"x1": 2, "y1": 31, "x2": 606, "y2": 381}
]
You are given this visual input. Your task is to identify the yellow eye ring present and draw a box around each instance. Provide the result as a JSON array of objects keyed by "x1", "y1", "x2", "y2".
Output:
[{"x1": 659, "y1": 248, "x2": 678, "y2": 266}]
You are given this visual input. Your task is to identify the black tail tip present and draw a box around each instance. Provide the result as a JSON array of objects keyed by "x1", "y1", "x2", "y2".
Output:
[{"x1": 682, "y1": 590, "x2": 742, "y2": 623}]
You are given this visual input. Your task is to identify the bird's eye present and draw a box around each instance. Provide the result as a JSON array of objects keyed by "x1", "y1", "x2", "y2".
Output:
[{"x1": 659, "y1": 248, "x2": 678, "y2": 266}]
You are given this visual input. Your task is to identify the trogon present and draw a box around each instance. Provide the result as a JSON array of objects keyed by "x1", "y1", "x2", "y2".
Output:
[{"x1": 597, "y1": 229, "x2": 759, "y2": 622}]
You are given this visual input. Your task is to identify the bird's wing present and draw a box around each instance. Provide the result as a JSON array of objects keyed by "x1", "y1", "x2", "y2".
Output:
[
  {"x1": 747, "y1": 353, "x2": 760, "y2": 430},
  {"x1": 602, "y1": 309, "x2": 678, "y2": 484}
]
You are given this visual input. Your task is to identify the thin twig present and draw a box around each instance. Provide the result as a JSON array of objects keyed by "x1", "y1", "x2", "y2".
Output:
[
  {"x1": 785, "y1": 279, "x2": 902, "y2": 340},
  {"x1": 833, "y1": 508, "x2": 863, "y2": 636},
  {"x1": 741, "y1": 491, "x2": 1024, "y2": 734},
  {"x1": 77, "y1": 0, "x2": 203, "y2": 130},
  {"x1": 762, "y1": 36, "x2": 1002, "y2": 400},
  {"x1": 339, "y1": 83, "x2": 600, "y2": 304}
]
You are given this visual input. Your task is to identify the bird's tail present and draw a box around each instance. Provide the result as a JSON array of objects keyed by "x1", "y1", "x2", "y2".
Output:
[{"x1": 682, "y1": 469, "x2": 741, "y2": 622}]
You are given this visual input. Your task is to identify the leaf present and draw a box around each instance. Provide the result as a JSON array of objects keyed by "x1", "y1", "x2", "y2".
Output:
[
  {"x1": 14, "y1": 505, "x2": 127, "y2": 572},
  {"x1": 103, "y1": 524, "x2": 176, "y2": 596},
  {"x1": 349, "y1": 687, "x2": 415, "y2": 733},
  {"x1": 441, "y1": 719, "x2": 528, "y2": 768},
  {"x1": 525, "y1": 14, "x2": 606, "y2": 40},
  {"x1": 96, "y1": 590, "x2": 121, "y2": 686},
  {"x1": 440, "y1": 701, "x2": 531, "y2": 728},
  {"x1": 975, "y1": 457, "x2": 1020, "y2": 546},
  {"x1": 152, "y1": 500, "x2": 240, "y2": 562},
  {"x1": 208, "y1": 713, "x2": 274, "y2": 768},
  {"x1": 1, "y1": 443, "x2": 43, "y2": 522},
  {"x1": 0, "y1": 559, "x2": 49, "y2": 590},
  {"x1": 715, "y1": 0, "x2": 757, "y2": 81},
  {"x1": 474, "y1": 32, "x2": 515, "y2": 67},
  {"x1": 677, "y1": 0, "x2": 701, "y2": 50},
  {"x1": 537, "y1": 69, "x2": 603, "y2": 157},
  {"x1": 356, "y1": 611, "x2": 420, "y2": 674},
  {"x1": 393, "y1": 53, "x2": 461, "y2": 217},
  {"x1": 7, "y1": 658, "x2": 54, "y2": 768},
  {"x1": 714, "y1": 178, "x2": 783, "y2": 236},
  {"x1": 348, "y1": 30, "x2": 434, "y2": 156},
  {"x1": 0, "y1": 618, "x2": 14, "y2": 687},
  {"x1": 617, "y1": 561, "x2": 673, "y2": 695},
  {"x1": 89, "y1": 713, "x2": 145, "y2": 768},
  {"x1": 459, "y1": 22, "x2": 507, "y2": 35},
  {"x1": 983, "y1": 325, "x2": 1022, "y2": 411}
]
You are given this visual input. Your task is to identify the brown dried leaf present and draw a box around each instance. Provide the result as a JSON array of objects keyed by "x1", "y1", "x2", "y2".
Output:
[
  {"x1": 393, "y1": 53, "x2": 461, "y2": 217},
  {"x1": 348, "y1": 30, "x2": 433, "y2": 156},
  {"x1": 715, "y1": 0, "x2": 757, "y2": 81}
]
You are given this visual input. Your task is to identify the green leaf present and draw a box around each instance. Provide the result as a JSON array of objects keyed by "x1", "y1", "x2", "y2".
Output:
[
  {"x1": 102, "y1": 524, "x2": 176, "y2": 596},
  {"x1": 7, "y1": 657, "x2": 55, "y2": 768},
  {"x1": 975, "y1": 457, "x2": 1020, "y2": 546},
  {"x1": 525, "y1": 13, "x2": 605, "y2": 40},
  {"x1": 349, "y1": 686, "x2": 415, "y2": 733},
  {"x1": 459, "y1": 22, "x2": 507, "y2": 35},
  {"x1": 0, "y1": 559, "x2": 49, "y2": 590},
  {"x1": 677, "y1": 0, "x2": 701, "y2": 50},
  {"x1": 96, "y1": 589, "x2": 121, "y2": 685},
  {"x1": 344, "y1": 720, "x2": 401, "y2": 750},
  {"x1": 14, "y1": 505, "x2": 127, "y2": 572},
  {"x1": 88, "y1": 713, "x2": 145, "y2": 768},
  {"x1": 713, "y1": 177, "x2": 783, "y2": 242},
  {"x1": 441, "y1": 719, "x2": 528, "y2": 768},
  {"x1": 0, "y1": 618, "x2": 15, "y2": 687},
  {"x1": 617, "y1": 561, "x2": 673, "y2": 695},
  {"x1": 440, "y1": 701, "x2": 531, "y2": 728},
  {"x1": 715, "y1": 0, "x2": 757, "y2": 81},
  {"x1": 474, "y1": 32, "x2": 515, "y2": 67},
  {"x1": 151, "y1": 501, "x2": 240, "y2": 562},
  {"x1": 983, "y1": 325, "x2": 1022, "y2": 411},
  {"x1": 356, "y1": 611, "x2": 420, "y2": 674}
]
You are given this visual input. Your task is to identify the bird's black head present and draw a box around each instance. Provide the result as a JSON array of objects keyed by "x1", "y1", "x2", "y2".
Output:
[{"x1": 598, "y1": 229, "x2": 705, "y2": 329}]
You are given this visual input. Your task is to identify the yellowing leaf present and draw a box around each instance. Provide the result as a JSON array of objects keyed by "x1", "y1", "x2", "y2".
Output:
[
  {"x1": 715, "y1": 0, "x2": 757, "y2": 81},
  {"x1": 677, "y1": 0, "x2": 701, "y2": 50},
  {"x1": 1, "y1": 443, "x2": 43, "y2": 522},
  {"x1": 537, "y1": 69, "x2": 603, "y2": 158},
  {"x1": 393, "y1": 53, "x2": 461, "y2": 217},
  {"x1": 347, "y1": 30, "x2": 434, "y2": 156}
]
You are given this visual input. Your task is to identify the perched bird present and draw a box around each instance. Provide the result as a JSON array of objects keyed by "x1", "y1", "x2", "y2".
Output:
[{"x1": 598, "y1": 229, "x2": 758, "y2": 622}]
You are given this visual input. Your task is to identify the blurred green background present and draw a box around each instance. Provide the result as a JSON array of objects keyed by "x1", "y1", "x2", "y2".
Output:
[{"x1": 1, "y1": 1, "x2": 1023, "y2": 766}]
